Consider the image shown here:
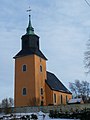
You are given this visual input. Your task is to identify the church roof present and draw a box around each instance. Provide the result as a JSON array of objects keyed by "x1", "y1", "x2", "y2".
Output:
[
  {"x1": 46, "y1": 71, "x2": 72, "y2": 94},
  {"x1": 13, "y1": 48, "x2": 47, "y2": 60}
]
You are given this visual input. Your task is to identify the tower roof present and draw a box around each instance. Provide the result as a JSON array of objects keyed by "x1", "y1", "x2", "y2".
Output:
[
  {"x1": 26, "y1": 15, "x2": 34, "y2": 35},
  {"x1": 13, "y1": 49, "x2": 47, "y2": 60},
  {"x1": 14, "y1": 8, "x2": 47, "y2": 60}
]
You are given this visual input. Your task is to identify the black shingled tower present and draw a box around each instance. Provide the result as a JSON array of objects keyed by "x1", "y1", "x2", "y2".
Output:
[{"x1": 14, "y1": 15, "x2": 47, "y2": 60}]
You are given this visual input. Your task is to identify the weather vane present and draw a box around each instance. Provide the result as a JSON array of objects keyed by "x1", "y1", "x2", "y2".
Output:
[{"x1": 27, "y1": 6, "x2": 31, "y2": 16}]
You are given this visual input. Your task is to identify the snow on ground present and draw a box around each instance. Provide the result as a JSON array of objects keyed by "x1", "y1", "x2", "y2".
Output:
[
  {"x1": 0, "y1": 111, "x2": 80, "y2": 120},
  {"x1": 36, "y1": 114, "x2": 80, "y2": 120}
]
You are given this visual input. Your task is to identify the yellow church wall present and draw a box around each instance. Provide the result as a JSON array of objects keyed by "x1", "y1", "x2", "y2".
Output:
[
  {"x1": 14, "y1": 54, "x2": 72, "y2": 107},
  {"x1": 53, "y1": 91, "x2": 72, "y2": 105},
  {"x1": 45, "y1": 83, "x2": 72, "y2": 105},
  {"x1": 45, "y1": 82, "x2": 53, "y2": 105},
  {"x1": 14, "y1": 55, "x2": 36, "y2": 107},
  {"x1": 34, "y1": 55, "x2": 47, "y2": 106},
  {"x1": 14, "y1": 54, "x2": 47, "y2": 107}
]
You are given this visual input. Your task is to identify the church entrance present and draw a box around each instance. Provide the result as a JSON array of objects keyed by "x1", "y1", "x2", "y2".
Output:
[{"x1": 41, "y1": 101, "x2": 43, "y2": 106}]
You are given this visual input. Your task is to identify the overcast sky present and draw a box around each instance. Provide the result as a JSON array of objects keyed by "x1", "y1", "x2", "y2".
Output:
[{"x1": 0, "y1": 0, "x2": 90, "y2": 102}]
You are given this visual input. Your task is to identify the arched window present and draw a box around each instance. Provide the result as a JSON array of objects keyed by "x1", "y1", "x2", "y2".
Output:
[
  {"x1": 61, "y1": 95, "x2": 63, "y2": 104},
  {"x1": 22, "y1": 88, "x2": 27, "y2": 95},
  {"x1": 41, "y1": 88, "x2": 43, "y2": 95},
  {"x1": 22, "y1": 65, "x2": 27, "y2": 72},
  {"x1": 66, "y1": 95, "x2": 68, "y2": 103},
  {"x1": 41, "y1": 101, "x2": 43, "y2": 106},
  {"x1": 54, "y1": 93, "x2": 56, "y2": 103},
  {"x1": 40, "y1": 65, "x2": 42, "y2": 72}
]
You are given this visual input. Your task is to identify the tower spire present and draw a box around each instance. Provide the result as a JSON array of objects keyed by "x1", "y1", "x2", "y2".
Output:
[{"x1": 26, "y1": 7, "x2": 34, "y2": 35}]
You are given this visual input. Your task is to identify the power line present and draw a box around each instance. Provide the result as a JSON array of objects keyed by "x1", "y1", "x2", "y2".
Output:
[{"x1": 84, "y1": 0, "x2": 90, "y2": 7}]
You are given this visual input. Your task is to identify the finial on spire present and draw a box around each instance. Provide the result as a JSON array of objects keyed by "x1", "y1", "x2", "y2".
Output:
[
  {"x1": 27, "y1": 6, "x2": 31, "y2": 16},
  {"x1": 26, "y1": 6, "x2": 34, "y2": 35}
]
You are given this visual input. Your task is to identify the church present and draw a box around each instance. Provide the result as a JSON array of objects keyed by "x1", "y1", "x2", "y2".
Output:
[{"x1": 14, "y1": 14, "x2": 72, "y2": 107}]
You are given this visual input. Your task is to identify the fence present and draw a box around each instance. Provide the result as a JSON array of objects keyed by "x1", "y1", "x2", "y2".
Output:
[
  {"x1": 13, "y1": 103, "x2": 90, "y2": 113},
  {"x1": 1, "y1": 103, "x2": 90, "y2": 113}
]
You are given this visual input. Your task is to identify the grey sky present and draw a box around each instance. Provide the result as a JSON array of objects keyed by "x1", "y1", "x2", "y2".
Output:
[{"x1": 0, "y1": 0, "x2": 90, "y2": 102}]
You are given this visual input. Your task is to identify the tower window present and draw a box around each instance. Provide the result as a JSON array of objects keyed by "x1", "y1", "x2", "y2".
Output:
[
  {"x1": 54, "y1": 93, "x2": 56, "y2": 103},
  {"x1": 40, "y1": 65, "x2": 42, "y2": 72},
  {"x1": 22, "y1": 88, "x2": 27, "y2": 95},
  {"x1": 41, "y1": 88, "x2": 43, "y2": 95},
  {"x1": 22, "y1": 65, "x2": 27, "y2": 72}
]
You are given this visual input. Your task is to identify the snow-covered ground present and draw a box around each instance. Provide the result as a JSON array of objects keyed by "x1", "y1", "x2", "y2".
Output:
[
  {"x1": 0, "y1": 111, "x2": 80, "y2": 120},
  {"x1": 38, "y1": 114, "x2": 80, "y2": 120}
]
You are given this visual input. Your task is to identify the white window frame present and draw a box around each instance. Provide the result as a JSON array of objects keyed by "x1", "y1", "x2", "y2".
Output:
[
  {"x1": 60, "y1": 94, "x2": 63, "y2": 104},
  {"x1": 53, "y1": 93, "x2": 56, "y2": 104},
  {"x1": 40, "y1": 88, "x2": 43, "y2": 95},
  {"x1": 40, "y1": 65, "x2": 42, "y2": 72},
  {"x1": 22, "y1": 64, "x2": 27, "y2": 72},
  {"x1": 22, "y1": 88, "x2": 27, "y2": 96}
]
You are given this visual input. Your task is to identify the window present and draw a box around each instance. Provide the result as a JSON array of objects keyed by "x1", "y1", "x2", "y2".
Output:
[
  {"x1": 66, "y1": 95, "x2": 68, "y2": 103},
  {"x1": 61, "y1": 95, "x2": 63, "y2": 104},
  {"x1": 54, "y1": 93, "x2": 56, "y2": 103},
  {"x1": 40, "y1": 65, "x2": 42, "y2": 72},
  {"x1": 22, "y1": 88, "x2": 27, "y2": 95},
  {"x1": 41, "y1": 88, "x2": 43, "y2": 95},
  {"x1": 41, "y1": 101, "x2": 43, "y2": 106},
  {"x1": 22, "y1": 65, "x2": 27, "y2": 72}
]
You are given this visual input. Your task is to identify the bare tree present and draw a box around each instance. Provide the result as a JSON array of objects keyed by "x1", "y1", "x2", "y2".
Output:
[
  {"x1": 1, "y1": 98, "x2": 14, "y2": 114},
  {"x1": 1, "y1": 98, "x2": 13, "y2": 108},
  {"x1": 69, "y1": 80, "x2": 90, "y2": 102},
  {"x1": 84, "y1": 38, "x2": 90, "y2": 73},
  {"x1": 8, "y1": 98, "x2": 13, "y2": 107}
]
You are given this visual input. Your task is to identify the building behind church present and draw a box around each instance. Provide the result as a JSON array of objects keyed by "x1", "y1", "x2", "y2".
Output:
[{"x1": 14, "y1": 14, "x2": 72, "y2": 107}]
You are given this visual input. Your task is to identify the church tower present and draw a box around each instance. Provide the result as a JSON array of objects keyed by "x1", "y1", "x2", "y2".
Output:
[{"x1": 14, "y1": 14, "x2": 47, "y2": 107}]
